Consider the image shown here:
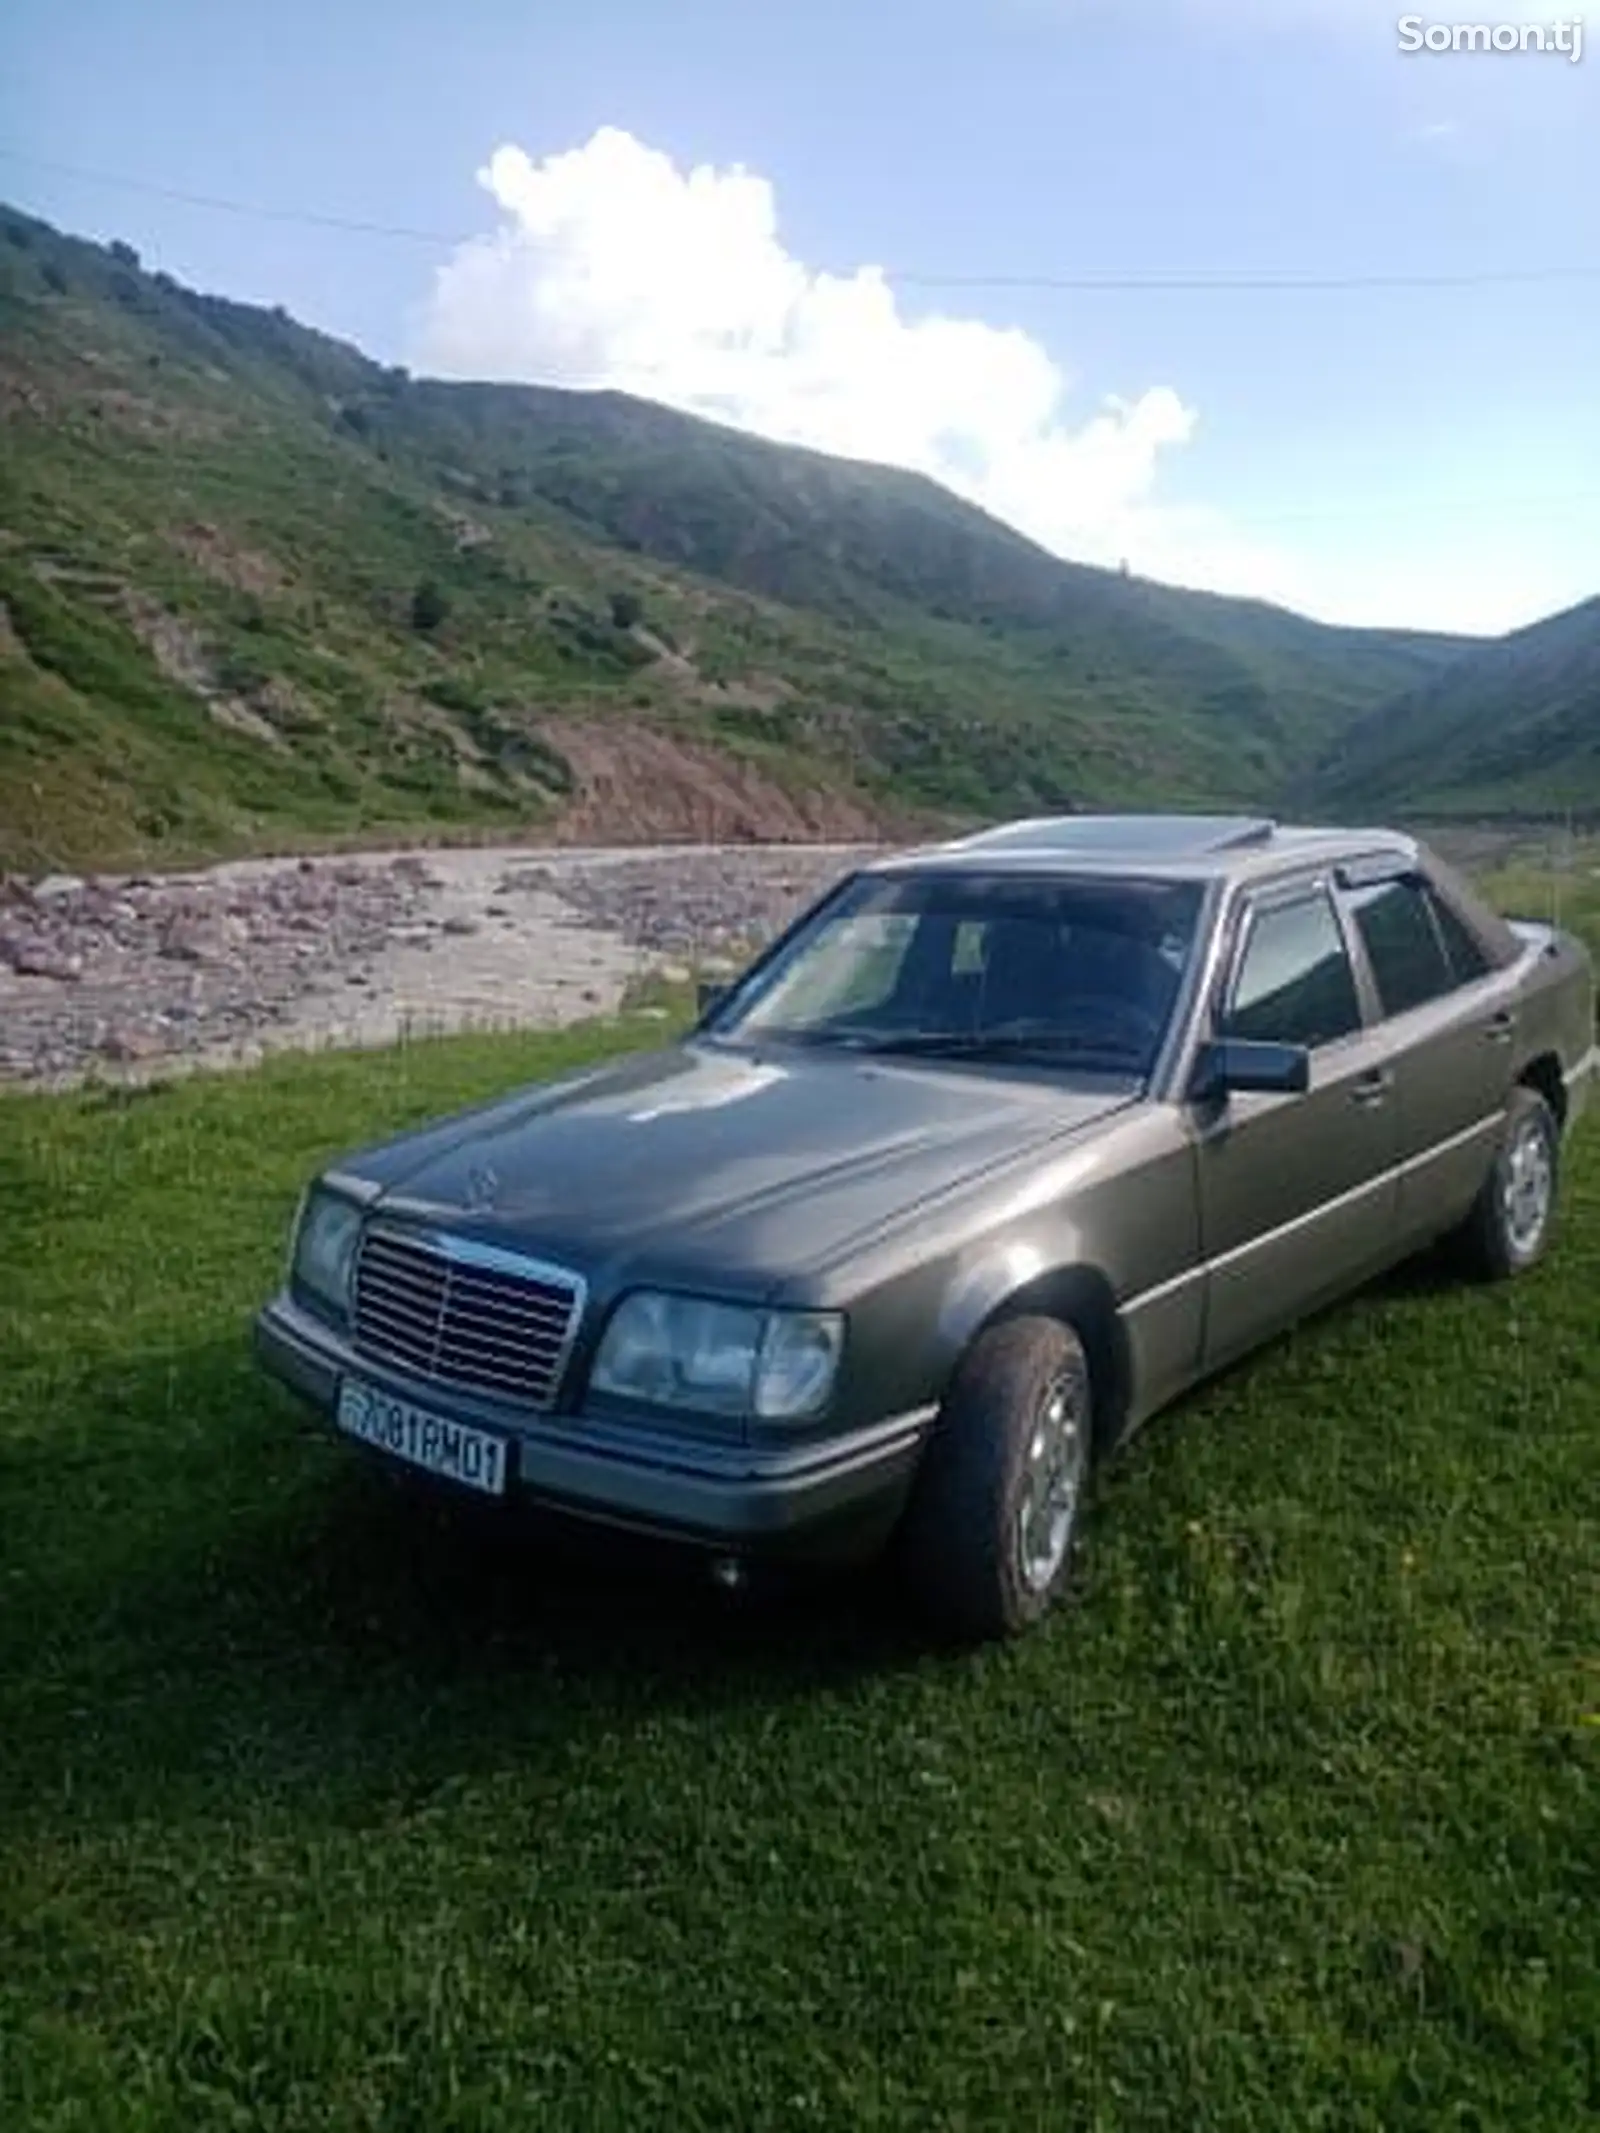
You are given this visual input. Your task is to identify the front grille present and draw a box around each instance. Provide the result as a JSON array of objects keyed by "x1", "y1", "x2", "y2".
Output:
[{"x1": 352, "y1": 1226, "x2": 583, "y2": 1410}]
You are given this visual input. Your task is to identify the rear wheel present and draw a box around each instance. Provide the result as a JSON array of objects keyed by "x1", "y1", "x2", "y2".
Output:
[
  {"x1": 897, "y1": 1314, "x2": 1093, "y2": 1642},
  {"x1": 1450, "y1": 1083, "x2": 1560, "y2": 1281}
]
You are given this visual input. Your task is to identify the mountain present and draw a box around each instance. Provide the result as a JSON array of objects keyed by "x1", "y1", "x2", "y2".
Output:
[
  {"x1": 1309, "y1": 595, "x2": 1600, "y2": 821},
  {"x1": 0, "y1": 201, "x2": 1470, "y2": 872}
]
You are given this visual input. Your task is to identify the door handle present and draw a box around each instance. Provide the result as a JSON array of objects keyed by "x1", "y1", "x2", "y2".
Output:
[
  {"x1": 1351, "y1": 1067, "x2": 1392, "y2": 1108},
  {"x1": 1483, "y1": 1010, "x2": 1516, "y2": 1046}
]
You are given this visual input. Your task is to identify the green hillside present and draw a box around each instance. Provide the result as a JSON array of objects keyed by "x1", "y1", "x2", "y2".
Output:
[
  {"x1": 1309, "y1": 595, "x2": 1600, "y2": 821},
  {"x1": 0, "y1": 201, "x2": 1468, "y2": 871}
]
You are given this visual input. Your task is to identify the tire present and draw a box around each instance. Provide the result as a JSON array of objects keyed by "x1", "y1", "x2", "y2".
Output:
[
  {"x1": 1450, "y1": 1083, "x2": 1561, "y2": 1282},
  {"x1": 897, "y1": 1314, "x2": 1094, "y2": 1643}
]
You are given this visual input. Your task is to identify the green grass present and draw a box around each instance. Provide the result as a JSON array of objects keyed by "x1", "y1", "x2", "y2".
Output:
[
  {"x1": 1481, "y1": 839, "x2": 1600, "y2": 971},
  {"x1": 3, "y1": 1014, "x2": 1597, "y2": 2130}
]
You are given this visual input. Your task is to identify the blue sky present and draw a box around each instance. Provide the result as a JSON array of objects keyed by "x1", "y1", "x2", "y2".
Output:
[{"x1": 4, "y1": 0, "x2": 1596, "y2": 635}]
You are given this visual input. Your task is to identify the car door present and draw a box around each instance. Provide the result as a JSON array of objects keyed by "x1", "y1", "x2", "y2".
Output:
[
  {"x1": 1192, "y1": 879, "x2": 1401, "y2": 1371},
  {"x1": 1337, "y1": 866, "x2": 1517, "y2": 1248}
]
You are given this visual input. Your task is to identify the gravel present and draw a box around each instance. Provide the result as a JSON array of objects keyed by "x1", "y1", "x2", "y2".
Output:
[
  {"x1": 0, "y1": 842, "x2": 887, "y2": 1089},
  {"x1": 498, "y1": 847, "x2": 880, "y2": 957}
]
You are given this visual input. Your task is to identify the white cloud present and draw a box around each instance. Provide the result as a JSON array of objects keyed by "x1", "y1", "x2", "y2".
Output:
[{"x1": 415, "y1": 127, "x2": 1306, "y2": 609}]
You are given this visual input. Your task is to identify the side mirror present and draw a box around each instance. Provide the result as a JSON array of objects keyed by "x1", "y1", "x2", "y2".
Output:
[
  {"x1": 696, "y1": 979, "x2": 730, "y2": 1020},
  {"x1": 1192, "y1": 1037, "x2": 1310, "y2": 1101}
]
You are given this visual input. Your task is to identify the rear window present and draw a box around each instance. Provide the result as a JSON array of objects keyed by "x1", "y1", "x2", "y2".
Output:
[
  {"x1": 1429, "y1": 892, "x2": 1492, "y2": 986},
  {"x1": 1347, "y1": 879, "x2": 1461, "y2": 1017}
]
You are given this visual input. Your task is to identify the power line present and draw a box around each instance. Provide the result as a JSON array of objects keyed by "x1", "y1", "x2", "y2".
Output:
[
  {"x1": 1, "y1": 147, "x2": 1593, "y2": 543},
  {"x1": 898, "y1": 266, "x2": 1600, "y2": 292},
  {"x1": 3, "y1": 145, "x2": 1598, "y2": 294},
  {"x1": 0, "y1": 150, "x2": 463, "y2": 247}
]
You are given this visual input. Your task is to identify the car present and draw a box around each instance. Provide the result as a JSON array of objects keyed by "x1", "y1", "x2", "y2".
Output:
[{"x1": 255, "y1": 815, "x2": 1597, "y2": 1640}]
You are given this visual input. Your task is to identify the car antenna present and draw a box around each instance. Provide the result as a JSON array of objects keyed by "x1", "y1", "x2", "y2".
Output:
[{"x1": 1550, "y1": 809, "x2": 1573, "y2": 932}]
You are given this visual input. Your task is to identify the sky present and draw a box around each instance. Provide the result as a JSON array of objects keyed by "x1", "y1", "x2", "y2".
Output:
[{"x1": 3, "y1": 0, "x2": 1597, "y2": 637}]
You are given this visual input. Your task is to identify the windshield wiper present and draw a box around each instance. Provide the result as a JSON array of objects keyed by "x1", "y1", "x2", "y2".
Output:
[{"x1": 854, "y1": 1030, "x2": 1147, "y2": 1070}]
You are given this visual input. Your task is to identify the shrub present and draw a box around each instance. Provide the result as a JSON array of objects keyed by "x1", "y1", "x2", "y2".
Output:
[
  {"x1": 424, "y1": 675, "x2": 487, "y2": 716},
  {"x1": 215, "y1": 648, "x2": 270, "y2": 697},
  {"x1": 410, "y1": 580, "x2": 450, "y2": 633}
]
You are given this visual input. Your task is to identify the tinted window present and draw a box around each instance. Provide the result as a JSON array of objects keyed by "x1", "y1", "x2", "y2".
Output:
[
  {"x1": 1225, "y1": 894, "x2": 1362, "y2": 1048},
  {"x1": 1428, "y1": 891, "x2": 1492, "y2": 985},
  {"x1": 1349, "y1": 880, "x2": 1457, "y2": 1017}
]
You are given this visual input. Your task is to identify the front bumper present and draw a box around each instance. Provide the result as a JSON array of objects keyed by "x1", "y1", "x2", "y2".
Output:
[{"x1": 253, "y1": 1294, "x2": 934, "y2": 1565}]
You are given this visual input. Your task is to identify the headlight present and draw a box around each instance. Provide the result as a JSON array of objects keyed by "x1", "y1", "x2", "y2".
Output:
[
  {"x1": 290, "y1": 1185, "x2": 364, "y2": 1319},
  {"x1": 591, "y1": 1292, "x2": 844, "y2": 1423}
]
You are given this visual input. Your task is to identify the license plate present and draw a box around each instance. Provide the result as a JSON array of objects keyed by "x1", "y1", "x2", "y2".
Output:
[{"x1": 335, "y1": 1378, "x2": 509, "y2": 1498}]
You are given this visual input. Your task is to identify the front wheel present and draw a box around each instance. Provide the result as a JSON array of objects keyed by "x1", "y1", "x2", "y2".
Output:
[
  {"x1": 896, "y1": 1314, "x2": 1094, "y2": 1643},
  {"x1": 1450, "y1": 1083, "x2": 1561, "y2": 1281}
]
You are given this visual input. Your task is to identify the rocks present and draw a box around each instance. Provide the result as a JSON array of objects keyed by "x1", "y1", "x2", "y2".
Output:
[
  {"x1": 0, "y1": 841, "x2": 886, "y2": 1087},
  {"x1": 0, "y1": 851, "x2": 433, "y2": 1084},
  {"x1": 9, "y1": 941, "x2": 85, "y2": 982},
  {"x1": 98, "y1": 1025, "x2": 165, "y2": 1063},
  {"x1": 550, "y1": 848, "x2": 878, "y2": 959},
  {"x1": 158, "y1": 920, "x2": 223, "y2": 964}
]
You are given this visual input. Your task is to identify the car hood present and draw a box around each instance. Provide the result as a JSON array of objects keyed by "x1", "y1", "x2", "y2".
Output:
[{"x1": 342, "y1": 1040, "x2": 1138, "y2": 1292}]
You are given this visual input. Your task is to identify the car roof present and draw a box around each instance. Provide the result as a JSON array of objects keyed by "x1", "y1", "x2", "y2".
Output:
[{"x1": 868, "y1": 813, "x2": 1417, "y2": 884}]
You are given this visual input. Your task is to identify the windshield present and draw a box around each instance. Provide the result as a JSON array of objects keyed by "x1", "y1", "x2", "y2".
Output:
[{"x1": 704, "y1": 869, "x2": 1205, "y2": 1078}]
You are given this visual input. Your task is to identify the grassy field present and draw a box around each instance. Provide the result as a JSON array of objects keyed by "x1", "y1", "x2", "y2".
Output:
[
  {"x1": 3, "y1": 1006, "x2": 1597, "y2": 2131},
  {"x1": 1478, "y1": 837, "x2": 1600, "y2": 971}
]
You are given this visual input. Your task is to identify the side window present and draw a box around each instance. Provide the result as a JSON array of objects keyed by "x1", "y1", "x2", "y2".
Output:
[
  {"x1": 1223, "y1": 893, "x2": 1362, "y2": 1049},
  {"x1": 1348, "y1": 880, "x2": 1458, "y2": 1017},
  {"x1": 1426, "y1": 889, "x2": 1492, "y2": 986},
  {"x1": 951, "y1": 920, "x2": 988, "y2": 977}
]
